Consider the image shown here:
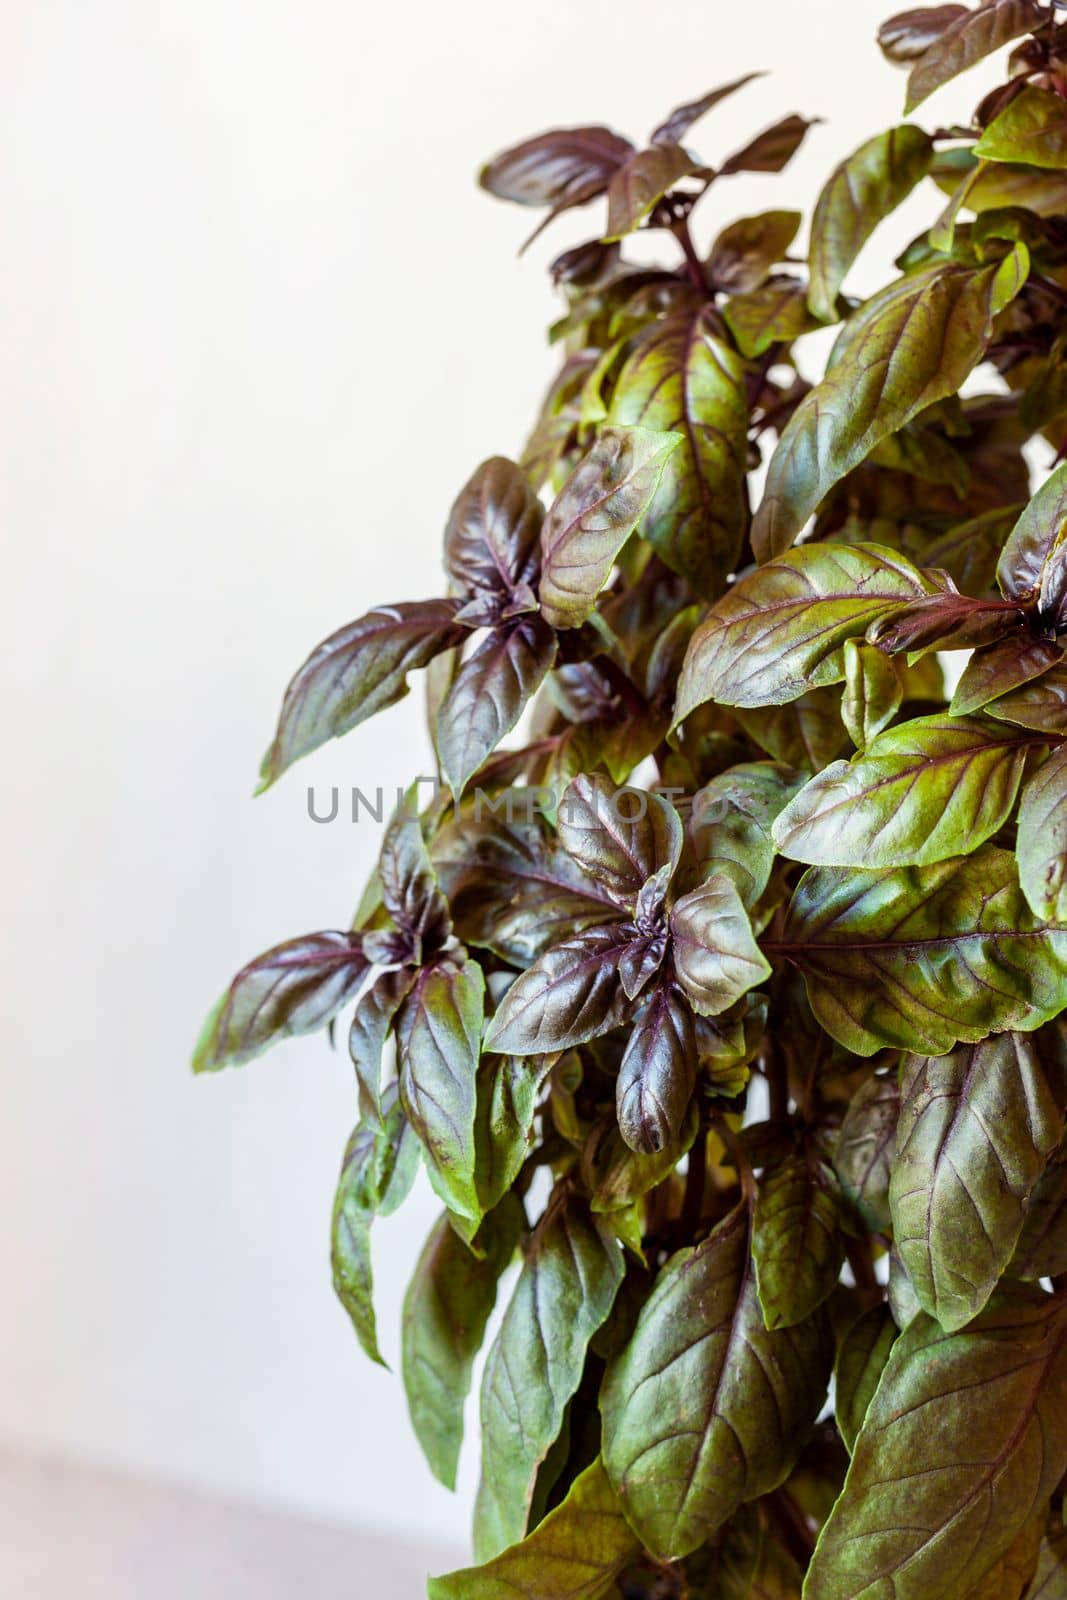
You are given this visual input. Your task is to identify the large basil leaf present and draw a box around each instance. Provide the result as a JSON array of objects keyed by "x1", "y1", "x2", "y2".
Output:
[
  {"x1": 675, "y1": 543, "x2": 941, "y2": 718},
  {"x1": 397, "y1": 960, "x2": 485, "y2": 1223},
  {"x1": 601, "y1": 1205, "x2": 831, "y2": 1560},
  {"x1": 483, "y1": 927, "x2": 631, "y2": 1055},
  {"x1": 437, "y1": 617, "x2": 557, "y2": 799},
  {"x1": 803, "y1": 1287, "x2": 1067, "y2": 1600},
  {"x1": 781, "y1": 846, "x2": 1067, "y2": 1056},
  {"x1": 752, "y1": 1155, "x2": 843, "y2": 1329},
  {"x1": 194, "y1": 931, "x2": 368, "y2": 1072},
  {"x1": 604, "y1": 144, "x2": 707, "y2": 239},
  {"x1": 473, "y1": 1195, "x2": 623, "y2": 1561},
  {"x1": 1017, "y1": 744, "x2": 1067, "y2": 922},
  {"x1": 606, "y1": 309, "x2": 748, "y2": 594},
  {"x1": 771, "y1": 713, "x2": 1035, "y2": 868},
  {"x1": 688, "y1": 762, "x2": 806, "y2": 910},
  {"x1": 331, "y1": 1085, "x2": 420, "y2": 1366},
  {"x1": 431, "y1": 806, "x2": 618, "y2": 965},
  {"x1": 670, "y1": 874, "x2": 772, "y2": 1017},
  {"x1": 751, "y1": 250, "x2": 1029, "y2": 561},
  {"x1": 401, "y1": 1199, "x2": 522, "y2": 1490},
  {"x1": 950, "y1": 635, "x2": 1062, "y2": 717},
  {"x1": 719, "y1": 114, "x2": 813, "y2": 176},
  {"x1": 890, "y1": 1036, "x2": 1064, "y2": 1332},
  {"x1": 430, "y1": 1456, "x2": 639, "y2": 1600},
  {"x1": 539, "y1": 428, "x2": 682, "y2": 629},
  {"x1": 723, "y1": 278, "x2": 820, "y2": 358},
  {"x1": 808, "y1": 127, "x2": 933, "y2": 321},
  {"x1": 557, "y1": 773, "x2": 682, "y2": 903},
  {"x1": 904, "y1": 0, "x2": 1043, "y2": 111},
  {"x1": 443, "y1": 455, "x2": 543, "y2": 599},
  {"x1": 833, "y1": 1071, "x2": 899, "y2": 1232},
  {"x1": 997, "y1": 463, "x2": 1067, "y2": 625},
  {"x1": 975, "y1": 84, "x2": 1067, "y2": 170},
  {"x1": 479, "y1": 126, "x2": 634, "y2": 209},
  {"x1": 616, "y1": 977, "x2": 696, "y2": 1154},
  {"x1": 834, "y1": 1304, "x2": 897, "y2": 1455},
  {"x1": 257, "y1": 599, "x2": 465, "y2": 789}
]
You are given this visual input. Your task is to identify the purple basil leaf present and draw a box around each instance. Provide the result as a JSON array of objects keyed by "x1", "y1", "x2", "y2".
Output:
[
  {"x1": 349, "y1": 966, "x2": 417, "y2": 1125},
  {"x1": 557, "y1": 773, "x2": 683, "y2": 905},
  {"x1": 437, "y1": 617, "x2": 557, "y2": 800},
  {"x1": 604, "y1": 144, "x2": 709, "y2": 241},
  {"x1": 479, "y1": 126, "x2": 634, "y2": 210},
  {"x1": 670, "y1": 873, "x2": 772, "y2": 1017},
  {"x1": 483, "y1": 926, "x2": 632, "y2": 1055},
  {"x1": 719, "y1": 114, "x2": 815, "y2": 176},
  {"x1": 650, "y1": 72, "x2": 765, "y2": 147},
  {"x1": 194, "y1": 931, "x2": 368, "y2": 1072},
  {"x1": 616, "y1": 978, "x2": 697, "y2": 1153},
  {"x1": 618, "y1": 930, "x2": 669, "y2": 1002},
  {"x1": 258, "y1": 599, "x2": 466, "y2": 790},
  {"x1": 443, "y1": 456, "x2": 545, "y2": 601},
  {"x1": 379, "y1": 801, "x2": 453, "y2": 955}
]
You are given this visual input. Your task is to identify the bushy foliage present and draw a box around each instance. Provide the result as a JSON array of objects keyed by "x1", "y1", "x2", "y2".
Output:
[{"x1": 196, "y1": 5, "x2": 1067, "y2": 1593}]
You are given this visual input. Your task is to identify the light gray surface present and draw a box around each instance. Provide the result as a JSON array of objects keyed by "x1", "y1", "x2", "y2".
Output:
[{"x1": 0, "y1": 1448, "x2": 465, "y2": 1598}]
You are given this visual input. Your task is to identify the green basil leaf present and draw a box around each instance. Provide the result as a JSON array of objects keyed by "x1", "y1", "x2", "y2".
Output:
[
  {"x1": 809, "y1": 127, "x2": 933, "y2": 321},
  {"x1": 539, "y1": 427, "x2": 683, "y2": 629},
  {"x1": 443, "y1": 456, "x2": 544, "y2": 599},
  {"x1": 688, "y1": 761, "x2": 806, "y2": 910},
  {"x1": 833, "y1": 1071, "x2": 899, "y2": 1232},
  {"x1": 331, "y1": 1085, "x2": 419, "y2": 1366},
  {"x1": 834, "y1": 1304, "x2": 897, "y2": 1455},
  {"x1": 604, "y1": 144, "x2": 707, "y2": 240},
  {"x1": 675, "y1": 543, "x2": 942, "y2": 718},
  {"x1": 430, "y1": 1456, "x2": 639, "y2": 1600},
  {"x1": 997, "y1": 462, "x2": 1067, "y2": 625},
  {"x1": 438, "y1": 617, "x2": 557, "y2": 799},
  {"x1": 257, "y1": 599, "x2": 466, "y2": 789},
  {"x1": 1012, "y1": 1141, "x2": 1067, "y2": 1280},
  {"x1": 473, "y1": 1195, "x2": 623, "y2": 1561},
  {"x1": 752, "y1": 250, "x2": 1029, "y2": 561},
  {"x1": 723, "y1": 279, "x2": 822, "y2": 358},
  {"x1": 733, "y1": 688, "x2": 849, "y2": 773},
  {"x1": 483, "y1": 927, "x2": 631, "y2": 1055},
  {"x1": 841, "y1": 638, "x2": 903, "y2": 749},
  {"x1": 708, "y1": 210, "x2": 801, "y2": 294},
  {"x1": 398, "y1": 959, "x2": 485, "y2": 1224},
  {"x1": 606, "y1": 309, "x2": 748, "y2": 595},
  {"x1": 557, "y1": 773, "x2": 683, "y2": 903},
  {"x1": 670, "y1": 873, "x2": 772, "y2": 1017},
  {"x1": 804, "y1": 1287, "x2": 1067, "y2": 1600},
  {"x1": 891, "y1": 1036, "x2": 1064, "y2": 1331},
  {"x1": 976, "y1": 84, "x2": 1067, "y2": 170},
  {"x1": 601, "y1": 1205, "x2": 831, "y2": 1560},
  {"x1": 905, "y1": 0, "x2": 1043, "y2": 111},
  {"x1": 402, "y1": 1198, "x2": 523, "y2": 1490},
  {"x1": 752, "y1": 1155, "x2": 844, "y2": 1329},
  {"x1": 193, "y1": 931, "x2": 368, "y2": 1073},
  {"x1": 782, "y1": 846, "x2": 1067, "y2": 1056},
  {"x1": 616, "y1": 977, "x2": 697, "y2": 1154},
  {"x1": 1017, "y1": 743, "x2": 1067, "y2": 922},
  {"x1": 771, "y1": 713, "x2": 1035, "y2": 868}
]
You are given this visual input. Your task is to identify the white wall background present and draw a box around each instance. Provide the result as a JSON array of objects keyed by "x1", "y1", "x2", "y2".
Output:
[{"x1": 0, "y1": 0, "x2": 1009, "y2": 1555}]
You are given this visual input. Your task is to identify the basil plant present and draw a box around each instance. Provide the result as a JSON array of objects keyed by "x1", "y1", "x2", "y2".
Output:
[{"x1": 196, "y1": 5, "x2": 1067, "y2": 1594}]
